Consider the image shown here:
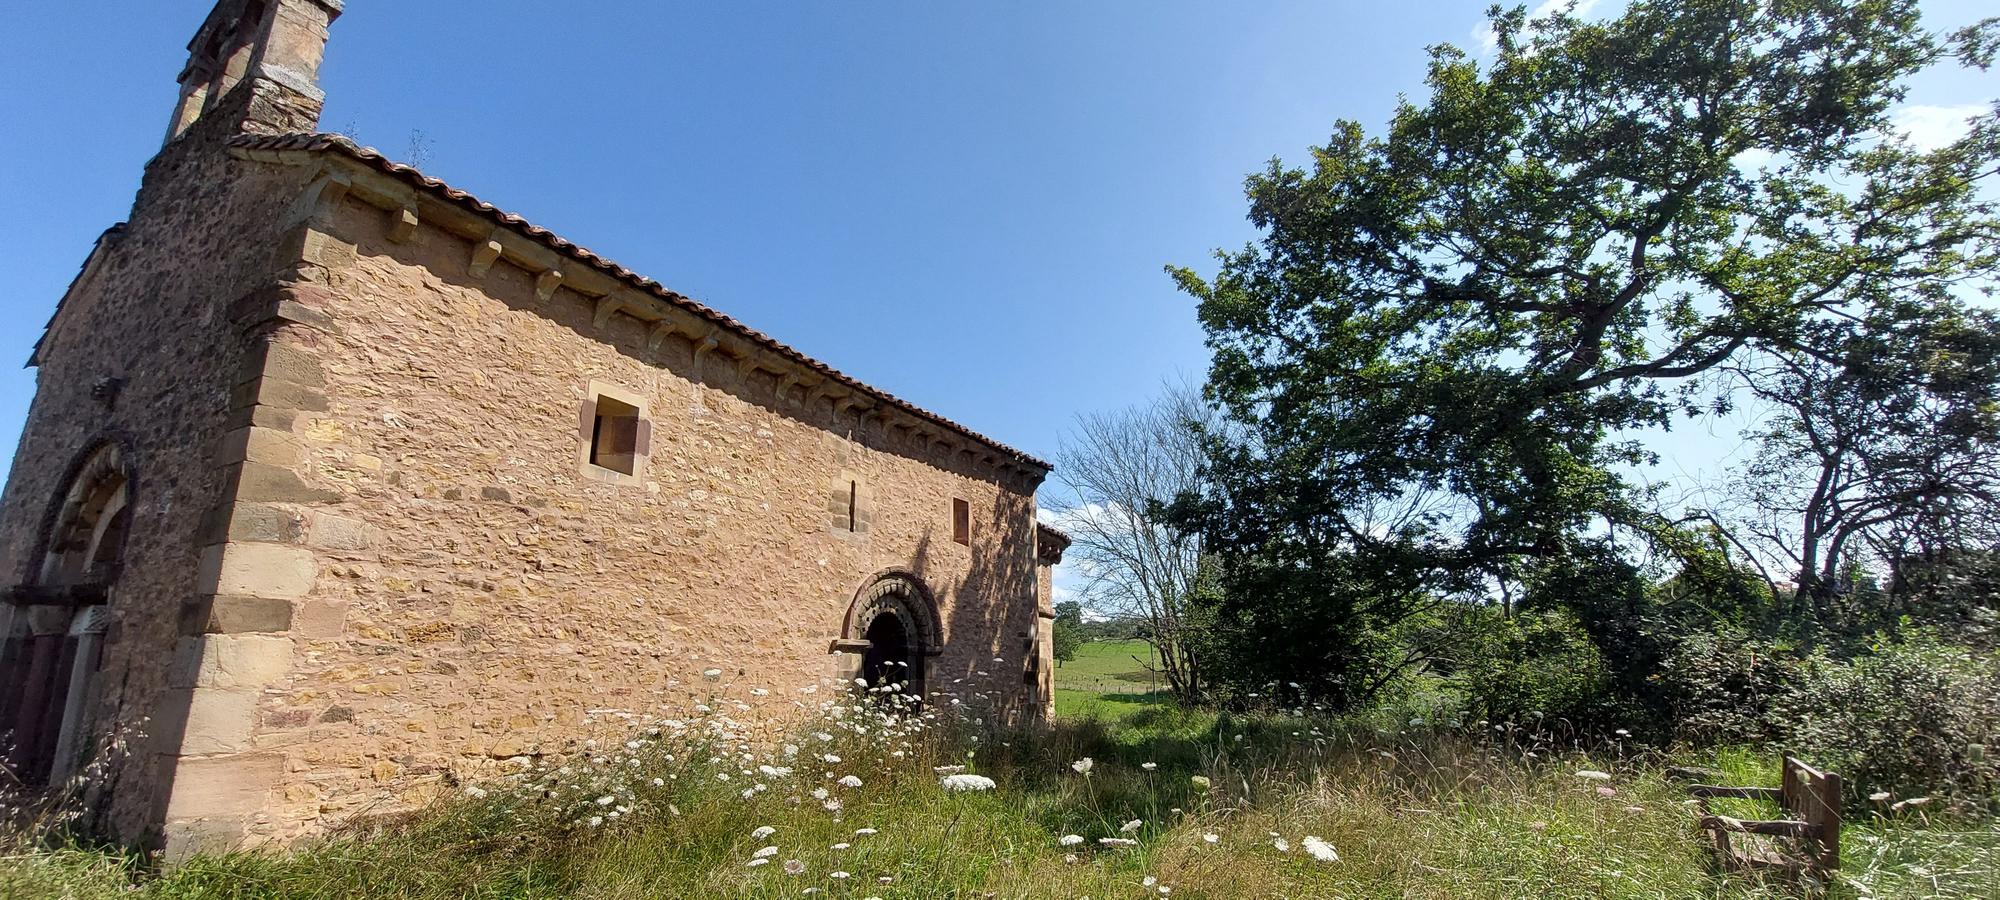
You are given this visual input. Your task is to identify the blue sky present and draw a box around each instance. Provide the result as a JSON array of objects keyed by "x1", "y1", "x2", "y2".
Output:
[{"x1": 2, "y1": 2, "x2": 1994, "y2": 605}]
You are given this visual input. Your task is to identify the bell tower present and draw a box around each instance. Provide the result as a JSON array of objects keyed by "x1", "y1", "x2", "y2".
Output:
[{"x1": 164, "y1": 0, "x2": 343, "y2": 145}]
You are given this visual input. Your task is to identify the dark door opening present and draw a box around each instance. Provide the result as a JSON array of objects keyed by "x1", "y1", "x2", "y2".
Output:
[{"x1": 859, "y1": 615, "x2": 911, "y2": 694}]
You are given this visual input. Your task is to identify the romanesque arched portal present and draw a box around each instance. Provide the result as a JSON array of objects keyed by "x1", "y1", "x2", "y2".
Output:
[
  {"x1": 1, "y1": 442, "x2": 130, "y2": 786},
  {"x1": 836, "y1": 570, "x2": 941, "y2": 702}
]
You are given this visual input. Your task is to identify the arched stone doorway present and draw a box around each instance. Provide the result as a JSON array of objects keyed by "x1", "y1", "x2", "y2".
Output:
[
  {"x1": 836, "y1": 571, "x2": 940, "y2": 702},
  {"x1": 1, "y1": 443, "x2": 129, "y2": 786}
]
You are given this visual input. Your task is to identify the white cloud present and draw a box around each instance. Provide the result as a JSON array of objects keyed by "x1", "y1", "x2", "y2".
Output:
[
  {"x1": 1889, "y1": 104, "x2": 1987, "y2": 153},
  {"x1": 1473, "y1": 0, "x2": 1605, "y2": 55}
]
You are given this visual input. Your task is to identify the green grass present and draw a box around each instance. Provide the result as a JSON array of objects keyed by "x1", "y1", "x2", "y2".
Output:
[
  {"x1": 1053, "y1": 639, "x2": 1173, "y2": 722},
  {"x1": 3, "y1": 677, "x2": 1995, "y2": 898}
]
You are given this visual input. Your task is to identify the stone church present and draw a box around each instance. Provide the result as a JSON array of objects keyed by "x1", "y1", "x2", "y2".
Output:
[{"x1": 0, "y1": 0, "x2": 1066, "y2": 854}]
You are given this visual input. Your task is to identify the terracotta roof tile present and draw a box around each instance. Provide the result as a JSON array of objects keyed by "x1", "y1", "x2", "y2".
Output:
[{"x1": 228, "y1": 132, "x2": 1049, "y2": 472}]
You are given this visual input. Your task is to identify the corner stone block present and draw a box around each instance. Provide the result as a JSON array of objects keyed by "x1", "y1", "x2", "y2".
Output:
[
  {"x1": 245, "y1": 341, "x2": 325, "y2": 389},
  {"x1": 233, "y1": 461, "x2": 342, "y2": 504},
  {"x1": 305, "y1": 512, "x2": 378, "y2": 550},
  {"x1": 216, "y1": 427, "x2": 306, "y2": 469},
  {"x1": 290, "y1": 599, "x2": 348, "y2": 639},
  {"x1": 201, "y1": 595, "x2": 295, "y2": 634},
  {"x1": 160, "y1": 751, "x2": 285, "y2": 839},
  {"x1": 173, "y1": 688, "x2": 260, "y2": 755},
  {"x1": 200, "y1": 542, "x2": 318, "y2": 599},
  {"x1": 222, "y1": 503, "x2": 308, "y2": 545},
  {"x1": 171, "y1": 634, "x2": 296, "y2": 690}
]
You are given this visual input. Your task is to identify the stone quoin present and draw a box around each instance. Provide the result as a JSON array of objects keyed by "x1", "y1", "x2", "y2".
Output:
[{"x1": 0, "y1": 0, "x2": 1070, "y2": 858}]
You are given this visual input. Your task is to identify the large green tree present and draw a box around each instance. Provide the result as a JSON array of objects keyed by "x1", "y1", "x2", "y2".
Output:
[{"x1": 1171, "y1": 0, "x2": 2000, "y2": 702}]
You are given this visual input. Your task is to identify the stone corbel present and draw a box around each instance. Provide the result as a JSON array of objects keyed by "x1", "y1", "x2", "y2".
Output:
[
  {"x1": 388, "y1": 205, "x2": 419, "y2": 243},
  {"x1": 691, "y1": 333, "x2": 721, "y2": 372},
  {"x1": 593, "y1": 293, "x2": 625, "y2": 329},
  {"x1": 734, "y1": 354, "x2": 762, "y2": 384},
  {"x1": 534, "y1": 269, "x2": 564, "y2": 302},
  {"x1": 804, "y1": 381, "x2": 832, "y2": 411},
  {"x1": 469, "y1": 233, "x2": 503, "y2": 278},
  {"x1": 776, "y1": 372, "x2": 802, "y2": 406},
  {"x1": 646, "y1": 321, "x2": 682, "y2": 353},
  {"x1": 305, "y1": 170, "x2": 352, "y2": 228}
]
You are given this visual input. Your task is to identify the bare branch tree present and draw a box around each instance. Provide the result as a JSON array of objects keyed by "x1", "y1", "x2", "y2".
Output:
[{"x1": 1050, "y1": 381, "x2": 1215, "y2": 703}]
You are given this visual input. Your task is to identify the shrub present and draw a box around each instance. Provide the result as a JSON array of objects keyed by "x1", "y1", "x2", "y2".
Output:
[
  {"x1": 1773, "y1": 633, "x2": 2000, "y2": 805},
  {"x1": 1658, "y1": 630, "x2": 1802, "y2": 746}
]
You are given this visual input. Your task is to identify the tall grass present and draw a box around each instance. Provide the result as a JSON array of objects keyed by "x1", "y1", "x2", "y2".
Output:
[{"x1": 3, "y1": 673, "x2": 1994, "y2": 898}]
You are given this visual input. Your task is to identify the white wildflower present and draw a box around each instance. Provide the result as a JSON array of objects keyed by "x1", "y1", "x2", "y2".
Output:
[
  {"x1": 940, "y1": 773, "x2": 996, "y2": 792},
  {"x1": 1120, "y1": 819, "x2": 1143, "y2": 834},
  {"x1": 1059, "y1": 834, "x2": 1084, "y2": 846},
  {"x1": 1302, "y1": 836, "x2": 1338, "y2": 863},
  {"x1": 1574, "y1": 770, "x2": 1612, "y2": 781},
  {"x1": 1071, "y1": 757, "x2": 1094, "y2": 774}
]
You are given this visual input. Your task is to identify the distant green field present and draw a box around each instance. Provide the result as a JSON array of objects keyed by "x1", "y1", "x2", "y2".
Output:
[{"x1": 1053, "y1": 638, "x2": 1172, "y2": 720}]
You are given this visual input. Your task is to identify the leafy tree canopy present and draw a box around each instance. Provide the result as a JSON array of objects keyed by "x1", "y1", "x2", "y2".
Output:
[{"x1": 1173, "y1": 0, "x2": 2000, "y2": 595}]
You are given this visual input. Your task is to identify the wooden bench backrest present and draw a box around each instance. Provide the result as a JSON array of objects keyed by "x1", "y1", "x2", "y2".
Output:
[{"x1": 1781, "y1": 755, "x2": 1841, "y2": 870}]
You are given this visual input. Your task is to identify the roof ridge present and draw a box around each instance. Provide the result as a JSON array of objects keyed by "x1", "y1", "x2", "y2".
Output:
[{"x1": 227, "y1": 132, "x2": 1050, "y2": 471}]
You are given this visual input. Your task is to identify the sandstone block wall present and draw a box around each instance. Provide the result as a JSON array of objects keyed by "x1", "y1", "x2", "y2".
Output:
[{"x1": 170, "y1": 183, "x2": 1051, "y2": 843}]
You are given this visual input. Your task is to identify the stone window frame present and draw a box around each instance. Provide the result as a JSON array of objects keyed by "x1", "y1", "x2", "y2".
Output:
[
  {"x1": 576, "y1": 381, "x2": 651, "y2": 486},
  {"x1": 828, "y1": 470, "x2": 873, "y2": 540},
  {"x1": 951, "y1": 497, "x2": 970, "y2": 546}
]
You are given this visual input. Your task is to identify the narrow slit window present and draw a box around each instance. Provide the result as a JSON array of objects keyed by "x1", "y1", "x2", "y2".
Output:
[
  {"x1": 586, "y1": 395, "x2": 644, "y2": 475},
  {"x1": 847, "y1": 480, "x2": 859, "y2": 532},
  {"x1": 951, "y1": 497, "x2": 970, "y2": 545}
]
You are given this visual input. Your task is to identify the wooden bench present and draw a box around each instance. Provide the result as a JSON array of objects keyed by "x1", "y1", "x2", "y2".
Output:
[{"x1": 1688, "y1": 756, "x2": 1842, "y2": 876}]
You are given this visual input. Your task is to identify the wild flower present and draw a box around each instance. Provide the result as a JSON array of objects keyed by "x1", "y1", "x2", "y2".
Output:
[
  {"x1": 1190, "y1": 775, "x2": 1212, "y2": 790},
  {"x1": 1059, "y1": 834, "x2": 1084, "y2": 846},
  {"x1": 1098, "y1": 837, "x2": 1138, "y2": 847},
  {"x1": 1272, "y1": 837, "x2": 1290, "y2": 852},
  {"x1": 1063, "y1": 853, "x2": 1079, "y2": 864},
  {"x1": 1575, "y1": 770, "x2": 1612, "y2": 781},
  {"x1": 1071, "y1": 757, "x2": 1095, "y2": 775},
  {"x1": 1302, "y1": 836, "x2": 1338, "y2": 862},
  {"x1": 752, "y1": 825, "x2": 775, "y2": 839},
  {"x1": 838, "y1": 775, "x2": 863, "y2": 788},
  {"x1": 783, "y1": 859, "x2": 806, "y2": 875},
  {"x1": 1141, "y1": 762, "x2": 1157, "y2": 771},
  {"x1": 831, "y1": 842, "x2": 850, "y2": 850},
  {"x1": 753, "y1": 846, "x2": 779, "y2": 859},
  {"x1": 934, "y1": 765, "x2": 966, "y2": 775},
  {"x1": 831, "y1": 871, "x2": 851, "y2": 879},
  {"x1": 746, "y1": 858, "x2": 770, "y2": 868},
  {"x1": 854, "y1": 827, "x2": 878, "y2": 835},
  {"x1": 941, "y1": 774, "x2": 996, "y2": 792},
  {"x1": 1120, "y1": 819, "x2": 1143, "y2": 834}
]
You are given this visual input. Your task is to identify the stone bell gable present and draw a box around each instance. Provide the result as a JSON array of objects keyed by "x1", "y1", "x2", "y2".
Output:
[{"x1": 0, "y1": 0, "x2": 1056, "y2": 857}]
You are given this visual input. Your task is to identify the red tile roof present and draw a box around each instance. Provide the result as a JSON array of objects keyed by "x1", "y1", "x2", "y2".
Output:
[{"x1": 228, "y1": 132, "x2": 1049, "y2": 472}]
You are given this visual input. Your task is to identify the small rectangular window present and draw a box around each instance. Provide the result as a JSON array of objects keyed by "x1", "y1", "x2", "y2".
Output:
[
  {"x1": 588, "y1": 395, "x2": 643, "y2": 475},
  {"x1": 952, "y1": 497, "x2": 970, "y2": 545}
]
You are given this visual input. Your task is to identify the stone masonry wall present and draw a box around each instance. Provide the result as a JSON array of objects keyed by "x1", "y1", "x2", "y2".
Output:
[
  {"x1": 0, "y1": 85, "x2": 325, "y2": 846},
  {"x1": 211, "y1": 185, "x2": 1048, "y2": 841}
]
